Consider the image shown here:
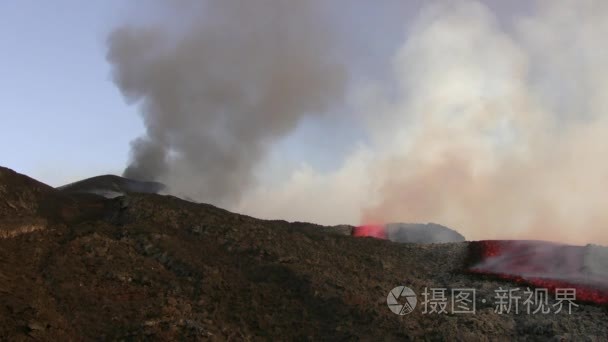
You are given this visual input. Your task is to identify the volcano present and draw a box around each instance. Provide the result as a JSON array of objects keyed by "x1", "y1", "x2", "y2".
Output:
[
  {"x1": 1, "y1": 166, "x2": 607, "y2": 340},
  {"x1": 352, "y1": 222, "x2": 465, "y2": 243},
  {"x1": 57, "y1": 175, "x2": 165, "y2": 198}
]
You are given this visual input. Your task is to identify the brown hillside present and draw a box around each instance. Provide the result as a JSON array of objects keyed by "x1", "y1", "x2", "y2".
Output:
[{"x1": 0, "y1": 166, "x2": 606, "y2": 340}]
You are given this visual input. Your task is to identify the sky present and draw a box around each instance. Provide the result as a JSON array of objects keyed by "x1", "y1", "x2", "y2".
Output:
[
  {"x1": 1, "y1": 1, "x2": 530, "y2": 187},
  {"x1": 5, "y1": 1, "x2": 608, "y2": 245},
  {"x1": 0, "y1": 1, "x2": 142, "y2": 185}
]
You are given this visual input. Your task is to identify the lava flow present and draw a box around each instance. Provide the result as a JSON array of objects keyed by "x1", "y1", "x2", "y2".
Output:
[{"x1": 467, "y1": 240, "x2": 608, "y2": 305}]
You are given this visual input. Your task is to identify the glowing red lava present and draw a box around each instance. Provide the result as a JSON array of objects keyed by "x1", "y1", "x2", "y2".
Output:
[
  {"x1": 352, "y1": 226, "x2": 608, "y2": 305},
  {"x1": 352, "y1": 224, "x2": 387, "y2": 239},
  {"x1": 467, "y1": 240, "x2": 608, "y2": 305}
]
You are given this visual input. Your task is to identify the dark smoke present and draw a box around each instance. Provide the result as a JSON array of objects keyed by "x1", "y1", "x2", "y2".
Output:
[{"x1": 107, "y1": 0, "x2": 346, "y2": 205}]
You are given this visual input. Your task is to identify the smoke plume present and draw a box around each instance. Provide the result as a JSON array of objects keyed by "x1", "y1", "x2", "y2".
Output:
[
  {"x1": 107, "y1": 0, "x2": 345, "y2": 205},
  {"x1": 360, "y1": 0, "x2": 608, "y2": 244},
  {"x1": 238, "y1": 0, "x2": 608, "y2": 245},
  {"x1": 109, "y1": 0, "x2": 608, "y2": 245}
]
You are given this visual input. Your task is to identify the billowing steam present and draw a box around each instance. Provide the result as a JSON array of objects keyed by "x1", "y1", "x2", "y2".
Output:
[
  {"x1": 107, "y1": 0, "x2": 345, "y2": 205},
  {"x1": 238, "y1": 0, "x2": 608, "y2": 245},
  {"x1": 109, "y1": 0, "x2": 608, "y2": 245},
  {"x1": 360, "y1": 0, "x2": 608, "y2": 245}
]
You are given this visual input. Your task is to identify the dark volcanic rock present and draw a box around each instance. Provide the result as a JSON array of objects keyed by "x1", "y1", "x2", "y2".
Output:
[
  {"x1": 0, "y1": 166, "x2": 55, "y2": 218},
  {"x1": 57, "y1": 174, "x2": 165, "y2": 198},
  {"x1": 0, "y1": 166, "x2": 606, "y2": 340},
  {"x1": 0, "y1": 167, "x2": 110, "y2": 226},
  {"x1": 386, "y1": 222, "x2": 466, "y2": 243}
]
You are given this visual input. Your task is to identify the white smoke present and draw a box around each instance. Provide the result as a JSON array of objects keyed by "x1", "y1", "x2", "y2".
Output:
[{"x1": 237, "y1": 0, "x2": 608, "y2": 245}]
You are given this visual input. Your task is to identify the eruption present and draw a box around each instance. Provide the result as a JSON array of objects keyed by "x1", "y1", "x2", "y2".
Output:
[
  {"x1": 360, "y1": 0, "x2": 608, "y2": 244},
  {"x1": 109, "y1": 0, "x2": 608, "y2": 245},
  {"x1": 467, "y1": 240, "x2": 608, "y2": 305},
  {"x1": 239, "y1": 0, "x2": 608, "y2": 246},
  {"x1": 107, "y1": 0, "x2": 346, "y2": 206},
  {"x1": 352, "y1": 222, "x2": 465, "y2": 243}
]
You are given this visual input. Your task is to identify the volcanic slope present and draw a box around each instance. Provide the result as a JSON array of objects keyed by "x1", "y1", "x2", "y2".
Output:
[
  {"x1": 57, "y1": 174, "x2": 165, "y2": 198},
  {"x1": 0, "y1": 166, "x2": 606, "y2": 340}
]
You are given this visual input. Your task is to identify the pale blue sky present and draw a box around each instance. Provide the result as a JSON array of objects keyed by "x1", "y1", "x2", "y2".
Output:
[
  {"x1": 1, "y1": 1, "x2": 142, "y2": 185},
  {"x1": 0, "y1": 1, "x2": 530, "y2": 186},
  {"x1": 0, "y1": 0, "x2": 404, "y2": 186}
]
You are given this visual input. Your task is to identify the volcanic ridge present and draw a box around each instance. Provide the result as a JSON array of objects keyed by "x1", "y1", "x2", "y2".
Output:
[{"x1": 0, "y1": 166, "x2": 607, "y2": 340}]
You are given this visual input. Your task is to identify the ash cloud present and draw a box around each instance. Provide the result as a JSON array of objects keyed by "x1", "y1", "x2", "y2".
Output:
[
  {"x1": 108, "y1": 0, "x2": 608, "y2": 245},
  {"x1": 107, "y1": 0, "x2": 346, "y2": 205},
  {"x1": 361, "y1": 0, "x2": 608, "y2": 245},
  {"x1": 238, "y1": 0, "x2": 608, "y2": 245}
]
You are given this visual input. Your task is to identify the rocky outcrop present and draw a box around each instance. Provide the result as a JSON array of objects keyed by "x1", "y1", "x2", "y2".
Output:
[
  {"x1": 386, "y1": 222, "x2": 465, "y2": 243},
  {"x1": 0, "y1": 218, "x2": 47, "y2": 239},
  {"x1": 57, "y1": 174, "x2": 166, "y2": 198},
  {"x1": 0, "y1": 167, "x2": 55, "y2": 218}
]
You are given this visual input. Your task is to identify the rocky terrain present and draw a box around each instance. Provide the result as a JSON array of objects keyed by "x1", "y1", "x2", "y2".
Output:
[
  {"x1": 0, "y1": 166, "x2": 607, "y2": 340},
  {"x1": 58, "y1": 174, "x2": 166, "y2": 199}
]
